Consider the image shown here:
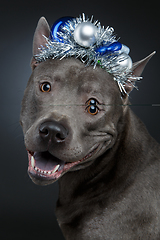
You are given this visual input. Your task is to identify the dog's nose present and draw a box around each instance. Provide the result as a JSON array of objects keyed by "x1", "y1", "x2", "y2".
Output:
[{"x1": 39, "y1": 121, "x2": 68, "y2": 143}]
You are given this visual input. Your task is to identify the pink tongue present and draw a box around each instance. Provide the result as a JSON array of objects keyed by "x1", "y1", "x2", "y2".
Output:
[{"x1": 33, "y1": 151, "x2": 64, "y2": 171}]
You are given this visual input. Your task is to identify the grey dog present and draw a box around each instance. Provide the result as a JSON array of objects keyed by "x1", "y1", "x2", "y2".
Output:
[{"x1": 20, "y1": 17, "x2": 160, "y2": 239}]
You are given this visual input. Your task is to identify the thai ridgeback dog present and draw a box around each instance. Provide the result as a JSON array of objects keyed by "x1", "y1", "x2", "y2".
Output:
[{"x1": 20, "y1": 17, "x2": 160, "y2": 239}]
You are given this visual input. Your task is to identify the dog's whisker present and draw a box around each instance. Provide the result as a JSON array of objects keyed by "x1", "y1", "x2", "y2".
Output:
[
  {"x1": 14, "y1": 134, "x2": 24, "y2": 141},
  {"x1": 7, "y1": 121, "x2": 20, "y2": 127}
]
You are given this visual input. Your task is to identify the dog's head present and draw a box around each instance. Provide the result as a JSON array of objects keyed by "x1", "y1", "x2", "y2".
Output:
[{"x1": 20, "y1": 17, "x2": 154, "y2": 185}]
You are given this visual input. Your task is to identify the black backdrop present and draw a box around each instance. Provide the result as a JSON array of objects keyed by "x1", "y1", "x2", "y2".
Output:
[{"x1": 1, "y1": 0, "x2": 159, "y2": 239}]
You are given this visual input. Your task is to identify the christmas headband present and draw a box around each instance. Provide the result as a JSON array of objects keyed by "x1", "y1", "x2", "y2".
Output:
[{"x1": 34, "y1": 13, "x2": 142, "y2": 94}]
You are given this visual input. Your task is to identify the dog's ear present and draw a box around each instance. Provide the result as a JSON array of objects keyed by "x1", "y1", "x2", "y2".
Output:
[
  {"x1": 31, "y1": 17, "x2": 50, "y2": 70},
  {"x1": 123, "y1": 51, "x2": 156, "y2": 95}
]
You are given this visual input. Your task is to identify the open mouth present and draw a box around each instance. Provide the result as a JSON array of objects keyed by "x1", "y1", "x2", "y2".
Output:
[{"x1": 27, "y1": 144, "x2": 99, "y2": 184}]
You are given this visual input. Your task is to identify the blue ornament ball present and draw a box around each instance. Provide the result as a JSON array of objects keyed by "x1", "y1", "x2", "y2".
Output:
[
  {"x1": 95, "y1": 42, "x2": 122, "y2": 55},
  {"x1": 50, "y1": 16, "x2": 74, "y2": 42}
]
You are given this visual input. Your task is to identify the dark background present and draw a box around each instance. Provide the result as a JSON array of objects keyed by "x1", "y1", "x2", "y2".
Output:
[{"x1": 0, "y1": 0, "x2": 159, "y2": 239}]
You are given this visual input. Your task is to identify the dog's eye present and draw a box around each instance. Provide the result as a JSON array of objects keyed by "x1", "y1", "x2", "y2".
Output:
[
  {"x1": 86, "y1": 98, "x2": 99, "y2": 115},
  {"x1": 40, "y1": 82, "x2": 51, "y2": 92}
]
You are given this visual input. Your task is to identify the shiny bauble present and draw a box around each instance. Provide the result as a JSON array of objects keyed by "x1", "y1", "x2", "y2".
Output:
[
  {"x1": 50, "y1": 16, "x2": 73, "y2": 42},
  {"x1": 74, "y1": 22, "x2": 98, "y2": 47},
  {"x1": 111, "y1": 53, "x2": 132, "y2": 73},
  {"x1": 120, "y1": 44, "x2": 130, "y2": 55},
  {"x1": 95, "y1": 42, "x2": 122, "y2": 55}
]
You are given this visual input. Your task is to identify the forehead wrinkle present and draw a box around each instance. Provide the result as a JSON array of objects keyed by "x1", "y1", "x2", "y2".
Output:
[
  {"x1": 78, "y1": 71, "x2": 102, "y2": 94},
  {"x1": 78, "y1": 82, "x2": 104, "y2": 103},
  {"x1": 80, "y1": 84, "x2": 100, "y2": 94}
]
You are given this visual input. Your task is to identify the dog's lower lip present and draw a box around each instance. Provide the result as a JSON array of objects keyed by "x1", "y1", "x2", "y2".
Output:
[{"x1": 27, "y1": 144, "x2": 100, "y2": 182}]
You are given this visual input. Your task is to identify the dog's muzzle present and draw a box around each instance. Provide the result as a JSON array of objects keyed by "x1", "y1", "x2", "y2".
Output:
[{"x1": 26, "y1": 120, "x2": 101, "y2": 185}]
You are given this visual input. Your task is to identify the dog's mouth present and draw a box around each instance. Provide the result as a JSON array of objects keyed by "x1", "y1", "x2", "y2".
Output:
[{"x1": 27, "y1": 144, "x2": 100, "y2": 185}]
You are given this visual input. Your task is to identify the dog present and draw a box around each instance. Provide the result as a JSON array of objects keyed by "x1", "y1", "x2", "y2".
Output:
[{"x1": 20, "y1": 17, "x2": 160, "y2": 239}]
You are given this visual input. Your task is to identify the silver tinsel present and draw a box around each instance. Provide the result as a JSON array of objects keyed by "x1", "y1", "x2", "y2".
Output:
[{"x1": 34, "y1": 13, "x2": 142, "y2": 94}]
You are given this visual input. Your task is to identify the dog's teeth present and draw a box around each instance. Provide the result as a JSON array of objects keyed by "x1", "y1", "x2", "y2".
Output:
[
  {"x1": 34, "y1": 166, "x2": 60, "y2": 175},
  {"x1": 52, "y1": 164, "x2": 60, "y2": 174},
  {"x1": 31, "y1": 156, "x2": 35, "y2": 168}
]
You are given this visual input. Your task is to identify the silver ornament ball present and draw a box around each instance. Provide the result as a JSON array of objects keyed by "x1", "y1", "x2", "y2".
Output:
[
  {"x1": 74, "y1": 22, "x2": 98, "y2": 47},
  {"x1": 120, "y1": 44, "x2": 130, "y2": 55},
  {"x1": 111, "y1": 53, "x2": 132, "y2": 73}
]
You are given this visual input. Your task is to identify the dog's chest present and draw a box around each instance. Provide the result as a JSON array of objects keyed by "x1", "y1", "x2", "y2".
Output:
[
  {"x1": 57, "y1": 175, "x2": 160, "y2": 240},
  {"x1": 56, "y1": 194, "x2": 129, "y2": 239},
  {"x1": 57, "y1": 202, "x2": 134, "y2": 240}
]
